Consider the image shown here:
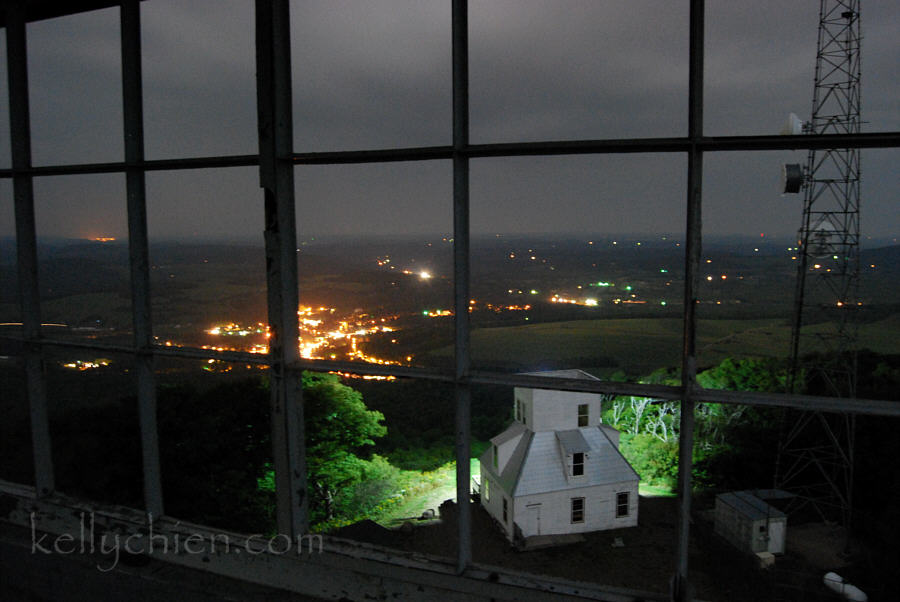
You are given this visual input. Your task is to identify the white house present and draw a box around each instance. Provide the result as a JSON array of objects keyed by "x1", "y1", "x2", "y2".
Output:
[{"x1": 479, "y1": 370, "x2": 639, "y2": 545}]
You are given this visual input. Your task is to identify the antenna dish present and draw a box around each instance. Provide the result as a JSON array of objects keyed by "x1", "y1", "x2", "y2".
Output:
[
  {"x1": 781, "y1": 163, "x2": 803, "y2": 194},
  {"x1": 780, "y1": 113, "x2": 805, "y2": 135}
]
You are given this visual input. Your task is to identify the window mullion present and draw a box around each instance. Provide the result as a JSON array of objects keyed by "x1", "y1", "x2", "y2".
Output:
[
  {"x1": 255, "y1": 0, "x2": 307, "y2": 538},
  {"x1": 6, "y1": 1, "x2": 54, "y2": 497},
  {"x1": 121, "y1": 0, "x2": 164, "y2": 518},
  {"x1": 452, "y1": 0, "x2": 472, "y2": 576}
]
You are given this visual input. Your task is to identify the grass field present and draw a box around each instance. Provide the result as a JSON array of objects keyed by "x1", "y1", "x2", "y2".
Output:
[{"x1": 428, "y1": 314, "x2": 900, "y2": 374}]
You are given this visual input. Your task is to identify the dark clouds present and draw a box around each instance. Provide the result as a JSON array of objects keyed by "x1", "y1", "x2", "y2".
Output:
[{"x1": 0, "y1": 0, "x2": 897, "y2": 240}]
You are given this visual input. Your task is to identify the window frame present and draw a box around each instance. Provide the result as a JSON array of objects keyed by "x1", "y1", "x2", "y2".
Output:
[
  {"x1": 571, "y1": 497, "x2": 585, "y2": 524},
  {"x1": 571, "y1": 452, "x2": 585, "y2": 477},
  {"x1": 616, "y1": 492, "x2": 630, "y2": 518},
  {"x1": 577, "y1": 403, "x2": 589, "y2": 427},
  {"x1": 1, "y1": 0, "x2": 898, "y2": 594}
]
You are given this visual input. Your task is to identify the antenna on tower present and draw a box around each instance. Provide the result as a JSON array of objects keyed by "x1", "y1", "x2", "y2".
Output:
[
  {"x1": 775, "y1": 1, "x2": 862, "y2": 535},
  {"x1": 780, "y1": 112, "x2": 807, "y2": 136}
]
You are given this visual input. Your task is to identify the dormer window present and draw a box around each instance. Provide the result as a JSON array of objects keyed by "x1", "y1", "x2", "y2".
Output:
[
  {"x1": 571, "y1": 452, "x2": 584, "y2": 476},
  {"x1": 577, "y1": 403, "x2": 589, "y2": 427}
]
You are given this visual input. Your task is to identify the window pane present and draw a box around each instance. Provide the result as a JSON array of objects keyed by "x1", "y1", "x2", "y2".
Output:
[
  {"x1": 471, "y1": 155, "x2": 686, "y2": 378},
  {"x1": 294, "y1": 162, "x2": 453, "y2": 369},
  {"x1": 310, "y1": 375, "x2": 457, "y2": 563},
  {"x1": 578, "y1": 403, "x2": 589, "y2": 427},
  {"x1": 704, "y1": 1, "x2": 898, "y2": 136},
  {"x1": 0, "y1": 180, "x2": 17, "y2": 324},
  {"x1": 470, "y1": 0, "x2": 688, "y2": 143},
  {"x1": 33, "y1": 174, "x2": 131, "y2": 345},
  {"x1": 26, "y1": 8, "x2": 123, "y2": 166},
  {"x1": 0, "y1": 28, "x2": 9, "y2": 168},
  {"x1": 142, "y1": 0, "x2": 256, "y2": 158},
  {"x1": 146, "y1": 168, "x2": 265, "y2": 348},
  {"x1": 47, "y1": 349, "x2": 142, "y2": 507},
  {"x1": 290, "y1": 0, "x2": 451, "y2": 152},
  {"x1": 0, "y1": 352, "x2": 32, "y2": 485},
  {"x1": 571, "y1": 497, "x2": 584, "y2": 523},
  {"x1": 155, "y1": 356, "x2": 273, "y2": 534}
]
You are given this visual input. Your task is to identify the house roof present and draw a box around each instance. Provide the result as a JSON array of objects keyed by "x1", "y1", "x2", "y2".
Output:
[
  {"x1": 511, "y1": 426, "x2": 638, "y2": 497},
  {"x1": 519, "y1": 369, "x2": 600, "y2": 381}
]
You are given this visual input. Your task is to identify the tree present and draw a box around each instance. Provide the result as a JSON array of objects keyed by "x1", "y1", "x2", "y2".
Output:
[
  {"x1": 696, "y1": 357, "x2": 787, "y2": 393},
  {"x1": 300, "y1": 372, "x2": 387, "y2": 522}
]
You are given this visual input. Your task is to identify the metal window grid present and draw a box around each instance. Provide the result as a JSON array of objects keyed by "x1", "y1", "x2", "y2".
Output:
[{"x1": 2, "y1": 1, "x2": 899, "y2": 599}]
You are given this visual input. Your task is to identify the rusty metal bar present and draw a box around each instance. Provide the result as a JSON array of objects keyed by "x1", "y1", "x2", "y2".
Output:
[
  {"x1": 3, "y1": 132, "x2": 898, "y2": 181},
  {"x1": 452, "y1": 0, "x2": 472, "y2": 575},
  {"x1": 2, "y1": 332, "x2": 895, "y2": 414},
  {"x1": 255, "y1": 0, "x2": 307, "y2": 538},
  {"x1": 121, "y1": 0, "x2": 163, "y2": 518},
  {"x1": 0, "y1": 154, "x2": 259, "y2": 178},
  {"x1": 6, "y1": 0, "x2": 54, "y2": 497},
  {"x1": 673, "y1": 1, "x2": 705, "y2": 600}
]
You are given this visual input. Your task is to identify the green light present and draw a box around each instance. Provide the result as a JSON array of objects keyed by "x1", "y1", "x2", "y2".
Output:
[
  {"x1": 530, "y1": 289, "x2": 538, "y2": 295},
  {"x1": 591, "y1": 281, "x2": 611, "y2": 287},
  {"x1": 422, "y1": 310, "x2": 429, "y2": 316},
  {"x1": 624, "y1": 285, "x2": 632, "y2": 291},
  {"x1": 661, "y1": 301, "x2": 667, "y2": 306},
  {"x1": 659, "y1": 269, "x2": 668, "y2": 273}
]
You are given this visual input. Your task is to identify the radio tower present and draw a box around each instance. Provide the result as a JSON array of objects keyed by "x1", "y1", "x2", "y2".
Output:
[{"x1": 776, "y1": 0, "x2": 861, "y2": 529}]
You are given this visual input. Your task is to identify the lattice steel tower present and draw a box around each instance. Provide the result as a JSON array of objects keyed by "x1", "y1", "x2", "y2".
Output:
[{"x1": 776, "y1": 0, "x2": 861, "y2": 528}]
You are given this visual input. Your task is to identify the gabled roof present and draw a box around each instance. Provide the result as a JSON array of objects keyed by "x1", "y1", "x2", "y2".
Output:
[{"x1": 480, "y1": 424, "x2": 533, "y2": 494}]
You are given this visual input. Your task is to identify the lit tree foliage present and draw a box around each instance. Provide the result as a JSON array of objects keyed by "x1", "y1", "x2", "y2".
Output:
[{"x1": 301, "y1": 372, "x2": 387, "y2": 522}]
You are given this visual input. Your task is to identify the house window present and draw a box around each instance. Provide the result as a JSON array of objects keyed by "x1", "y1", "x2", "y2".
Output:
[
  {"x1": 515, "y1": 398, "x2": 522, "y2": 422},
  {"x1": 492, "y1": 444, "x2": 498, "y2": 469},
  {"x1": 577, "y1": 403, "x2": 589, "y2": 427},
  {"x1": 571, "y1": 497, "x2": 585, "y2": 523},
  {"x1": 616, "y1": 492, "x2": 630, "y2": 518},
  {"x1": 484, "y1": 478, "x2": 490, "y2": 502},
  {"x1": 502, "y1": 498, "x2": 508, "y2": 523},
  {"x1": 571, "y1": 452, "x2": 584, "y2": 476}
]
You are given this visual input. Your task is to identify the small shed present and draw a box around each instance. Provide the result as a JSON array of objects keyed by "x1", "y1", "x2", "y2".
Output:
[{"x1": 714, "y1": 491, "x2": 786, "y2": 555}]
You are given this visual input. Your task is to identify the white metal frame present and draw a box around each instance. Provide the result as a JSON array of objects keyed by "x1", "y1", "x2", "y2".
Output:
[{"x1": 2, "y1": 2, "x2": 899, "y2": 600}]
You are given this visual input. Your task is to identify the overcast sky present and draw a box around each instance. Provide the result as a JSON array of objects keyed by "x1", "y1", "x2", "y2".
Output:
[{"x1": 0, "y1": 0, "x2": 897, "y2": 242}]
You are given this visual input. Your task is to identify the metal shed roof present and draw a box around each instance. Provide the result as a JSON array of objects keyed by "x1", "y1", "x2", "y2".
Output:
[{"x1": 717, "y1": 491, "x2": 786, "y2": 521}]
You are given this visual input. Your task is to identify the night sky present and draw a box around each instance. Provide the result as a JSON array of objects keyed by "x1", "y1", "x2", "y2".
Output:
[{"x1": 0, "y1": 0, "x2": 897, "y2": 241}]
